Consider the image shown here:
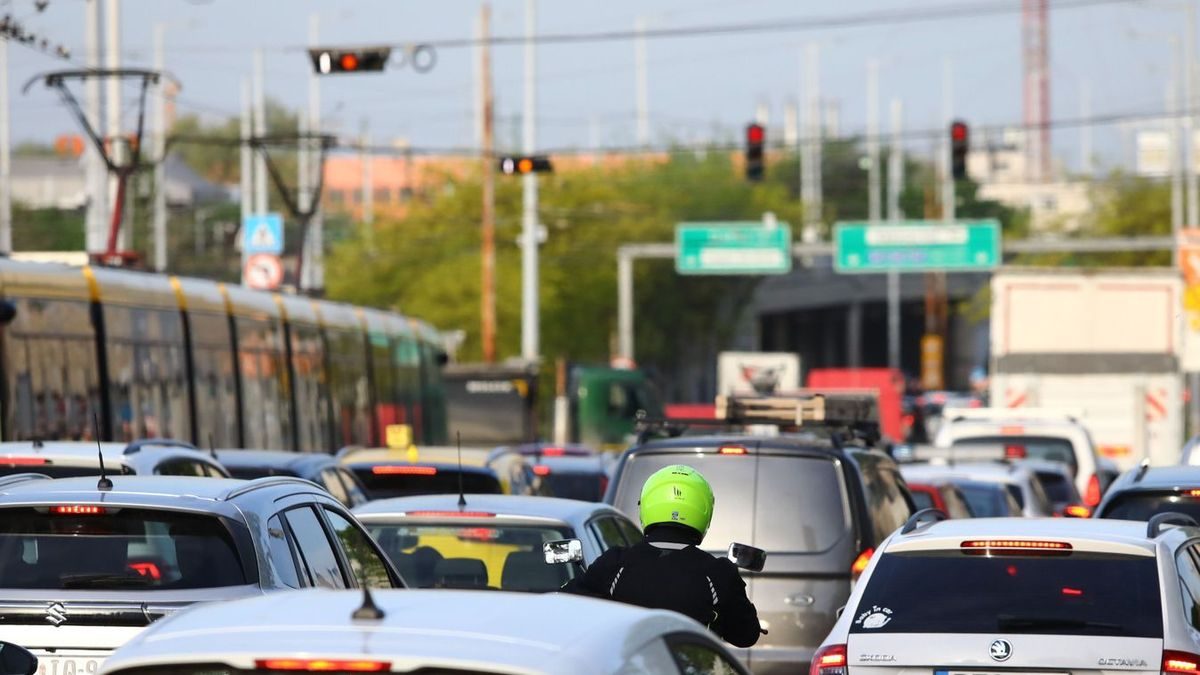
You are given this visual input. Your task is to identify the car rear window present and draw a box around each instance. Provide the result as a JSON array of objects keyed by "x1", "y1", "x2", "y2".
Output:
[
  {"x1": 957, "y1": 482, "x2": 1014, "y2": 517},
  {"x1": 542, "y1": 471, "x2": 607, "y2": 502},
  {"x1": 0, "y1": 464, "x2": 135, "y2": 479},
  {"x1": 953, "y1": 435, "x2": 1078, "y2": 474},
  {"x1": 226, "y1": 466, "x2": 297, "y2": 480},
  {"x1": 1101, "y1": 492, "x2": 1200, "y2": 521},
  {"x1": 910, "y1": 489, "x2": 935, "y2": 511},
  {"x1": 0, "y1": 506, "x2": 247, "y2": 589},
  {"x1": 365, "y1": 522, "x2": 575, "y2": 592},
  {"x1": 1036, "y1": 471, "x2": 1080, "y2": 505},
  {"x1": 850, "y1": 550, "x2": 1162, "y2": 637},
  {"x1": 351, "y1": 466, "x2": 503, "y2": 499},
  {"x1": 612, "y1": 452, "x2": 849, "y2": 553}
]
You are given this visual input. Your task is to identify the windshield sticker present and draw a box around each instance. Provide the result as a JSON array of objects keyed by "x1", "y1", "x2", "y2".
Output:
[{"x1": 854, "y1": 605, "x2": 893, "y2": 629}]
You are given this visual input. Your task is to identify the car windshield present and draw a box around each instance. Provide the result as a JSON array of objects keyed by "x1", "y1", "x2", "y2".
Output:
[
  {"x1": 364, "y1": 522, "x2": 575, "y2": 592},
  {"x1": 850, "y1": 550, "x2": 1162, "y2": 637},
  {"x1": 613, "y1": 452, "x2": 849, "y2": 553},
  {"x1": 1100, "y1": 492, "x2": 1200, "y2": 521},
  {"x1": 956, "y1": 482, "x2": 1014, "y2": 517},
  {"x1": 0, "y1": 464, "x2": 135, "y2": 479},
  {"x1": 350, "y1": 466, "x2": 503, "y2": 499},
  {"x1": 0, "y1": 506, "x2": 246, "y2": 589},
  {"x1": 952, "y1": 436, "x2": 1078, "y2": 474}
]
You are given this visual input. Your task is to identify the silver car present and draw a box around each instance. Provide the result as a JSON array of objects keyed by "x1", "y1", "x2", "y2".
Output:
[
  {"x1": 816, "y1": 513, "x2": 1200, "y2": 675},
  {"x1": 900, "y1": 461, "x2": 1055, "y2": 517},
  {"x1": 0, "y1": 439, "x2": 229, "y2": 478}
]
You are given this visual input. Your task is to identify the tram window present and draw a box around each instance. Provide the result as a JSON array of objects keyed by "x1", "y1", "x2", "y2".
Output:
[
  {"x1": 235, "y1": 316, "x2": 291, "y2": 451},
  {"x1": 369, "y1": 332, "x2": 396, "y2": 448},
  {"x1": 392, "y1": 335, "x2": 421, "y2": 441},
  {"x1": 104, "y1": 305, "x2": 189, "y2": 442},
  {"x1": 325, "y1": 327, "x2": 370, "y2": 449},
  {"x1": 4, "y1": 298, "x2": 100, "y2": 441},
  {"x1": 289, "y1": 323, "x2": 331, "y2": 453},
  {"x1": 188, "y1": 311, "x2": 238, "y2": 449}
]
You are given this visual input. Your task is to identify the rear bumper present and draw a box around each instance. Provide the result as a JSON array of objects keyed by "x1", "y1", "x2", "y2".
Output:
[{"x1": 729, "y1": 645, "x2": 812, "y2": 675}]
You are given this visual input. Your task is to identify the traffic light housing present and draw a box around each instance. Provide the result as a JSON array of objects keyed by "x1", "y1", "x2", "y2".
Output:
[
  {"x1": 308, "y1": 47, "x2": 391, "y2": 75},
  {"x1": 950, "y1": 120, "x2": 968, "y2": 181},
  {"x1": 745, "y1": 123, "x2": 765, "y2": 181},
  {"x1": 499, "y1": 155, "x2": 553, "y2": 175}
]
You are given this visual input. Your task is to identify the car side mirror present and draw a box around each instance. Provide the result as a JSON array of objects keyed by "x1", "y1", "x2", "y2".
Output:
[
  {"x1": 543, "y1": 539, "x2": 584, "y2": 565},
  {"x1": 727, "y1": 542, "x2": 767, "y2": 572},
  {"x1": 0, "y1": 641, "x2": 38, "y2": 675}
]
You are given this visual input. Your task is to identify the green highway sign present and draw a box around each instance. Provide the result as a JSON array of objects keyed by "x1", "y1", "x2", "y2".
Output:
[
  {"x1": 676, "y1": 223, "x2": 792, "y2": 275},
  {"x1": 833, "y1": 219, "x2": 1001, "y2": 273}
]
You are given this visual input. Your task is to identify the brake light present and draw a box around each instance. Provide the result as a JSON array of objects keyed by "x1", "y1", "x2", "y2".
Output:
[
  {"x1": 719, "y1": 445, "x2": 748, "y2": 455},
  {"x1": 1064, "y1": 504, "x2": 1092, "y2": 518},
  {"x1": 541, "y1": 446, "x2": 565, "y2": 456},
  {"x1": 599, "y1": 475, "x2": 609, "y2": 495},
  {"x1": 404, "y1": 510, "x2": 495, "y2": 518},
  {"x1": 1163, "y1": 651, "x2": 1200, "y2": 673},
  {"x1": 809, "y1": 644, "x2": 847, "y2": 675},
  {"x1": 0, "y1": 457, "x2": 46, "y2": 465},
  {"x1": 372, "y1": 465, "x2": 436, "y2": 476},
  {"x1": 532, "y1": 464, "x2": 552, "y2": 476},
  {"x1": 255, "y1": 659, "x2": 391, "y2": 672},
  {"x1": 851, "y1": 548, "x2": 874, "y2": 577},
  {"x1": 1185, "y1": 489, "x2": 1200, "y2": 498},
  {"x1": 961, "y1": 539, "x2": 1072, "y2": 553},
  {"x1": 128, "y1": 562, "x2": 162, "y2": 580},
  {"x1": 1001, "y1": 426, "x2": 1025, "y2": 435},
  {"x1": 1061, "y1": 586, "x2": 1083, "y2": 596},
  {"x1": 1084, "y1": 473, "x2": 1101, "y2": 507},
  {"x1": 457, "y1": 527, "x2": 498, "y2": 541},
  {"x1": 51, "y1": 505, "x2": 105, "y2": 515},
  {"x1": 1004, "y1": 444, "x2": 1027, "y2": 459}
]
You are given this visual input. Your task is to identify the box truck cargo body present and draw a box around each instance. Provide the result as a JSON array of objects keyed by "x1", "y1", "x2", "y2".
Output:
[{"x1": 990, "y1": 268, "x2": 1184, "y2": 469}]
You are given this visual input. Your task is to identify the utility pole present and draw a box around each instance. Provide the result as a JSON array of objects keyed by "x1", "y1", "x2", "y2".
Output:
[
  {"x1": 867, "y1": 59, "x2": 881, "y2": 224},
  {"x1": 84, "y1": 0, "x2": 106, "y2": 255},
  {"x1": 801, "y1": 44, "x2": 822, "y2": 229},
  {"x1": 1186, "y1": 2, "x2": 1198, "y2": 229},
  {"x1": 521, "y1": 0, "x2": 539, "y2": 362},
  {"x1": 105, "y1": 0, "x2": 122, "y2": 250},
  {"x1": 305, "y1": 13, "x2": 324, "y2": 292},
  {"x1": 1170, "y1": 61, "x2": 1184, "y2": 237},
  {"x1": 887, "y1": 98, "x2": 904, "y2": 372},
  {"x1": 783, "y1": 101, "x2": 798, "y2": 150},
  {"x1": 941, "y1": 58, "x2": 955, "y2": 224},
  {"x1": 0, "y1": 36, "x2": 11, "y2": 255},
  {"x1": 1080, "y1": 80, "x2": 1093, "y2": 178},
  {"x1": 635, "y1": 15, "x2": 649, "y2": 148},
  {"x1": 253, "y1": 49, "x2": 267, "y2": 217},
  {"x1": 480, "y1": 3, "x2": 497, "y2": 363},
  {"x1": 360, "y1": 120, "x2": 373, "y2": 228},
  {"x1": 152, "y1": 22, "x2": 167, "y2": 271},
  {"x1": 239, "y1": 78, "x2": 252, "y2": 271}
]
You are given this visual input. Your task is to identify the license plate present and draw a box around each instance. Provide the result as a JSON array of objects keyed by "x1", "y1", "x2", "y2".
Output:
[{"x1": 36, "y1": 656, "x2": 103, "y2": 675}]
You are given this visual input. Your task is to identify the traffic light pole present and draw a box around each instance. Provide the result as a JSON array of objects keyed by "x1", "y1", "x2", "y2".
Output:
[{"x1": 521, "y1": 0, "x2": 540, "y2": 362}]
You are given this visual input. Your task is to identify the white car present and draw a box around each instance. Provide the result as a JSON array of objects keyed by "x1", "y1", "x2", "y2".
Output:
[
  {"x1": 816, "y1": 512, "x2": 1200, "y2": 675},
  {"x1": 98, "y1": 589, "x2": 750, "y2": 675},
  {"x1": 900, "y1": 461, "x2": 1055, "y2": 517},
  {"x1": 0, "y1": 439, "x2": 229, "y2": 478},
  {"x1": 935, "y1": 408, "x2": 1105, "y2": 507}
]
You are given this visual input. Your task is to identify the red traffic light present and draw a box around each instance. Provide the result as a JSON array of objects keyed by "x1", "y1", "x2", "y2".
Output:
[
  {"x1": 746, "y1": 123, "x2": 765, "y2": 145},
  {"x1": 950, "y1": 121, "x2": 968, "y2": 143}
]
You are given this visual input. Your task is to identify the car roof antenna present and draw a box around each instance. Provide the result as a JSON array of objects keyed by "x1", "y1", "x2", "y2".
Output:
[
  {"x1": 208, "y1": 433, "x2": 217, "y2": 460},
  {"x1": 92, "y1": 413, "x2": 113, "y2": 491},
  {"x1": 351, "y1": 585, "x2": 385, "y2": 621},
  {"x1": 456, "y1": 431, "x2": 467, "y2": 511}
]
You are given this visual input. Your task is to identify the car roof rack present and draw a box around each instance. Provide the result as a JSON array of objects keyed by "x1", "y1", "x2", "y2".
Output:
[
  {"x1": 944, "y1": 407, "x2": 1083, "y2": 424},
  {"x1": 0, "y1": 473, "x2": 50, "y2": 490},
  {"x1": 901, "y1": 507, "x2": 948, "y2": 534},
  {"x1": 1147, "y1": 511, "x2": 1199, "y2": 538},
  {"x1": 636, "y1": 393, "x2": 880, "y2": 445},
  {"x1": 1133, "y1": 458, "x2": 1151, "y2": 483},
  {"x1": 222, "y1": 476, "x2": 323, "y2": 501},
  {"x1": 123, "y1": 438, "x2": 199, "y2": 455}
]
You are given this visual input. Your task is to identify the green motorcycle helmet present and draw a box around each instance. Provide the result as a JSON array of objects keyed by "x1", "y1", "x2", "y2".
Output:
[{"x1": 638, "y1": 464, "x2": 715, "y2": 537}]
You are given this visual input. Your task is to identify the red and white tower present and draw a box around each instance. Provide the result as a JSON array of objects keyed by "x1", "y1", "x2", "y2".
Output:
[{"x1": 1023, "y1": 0, "x2": 1050, "y2": 182}]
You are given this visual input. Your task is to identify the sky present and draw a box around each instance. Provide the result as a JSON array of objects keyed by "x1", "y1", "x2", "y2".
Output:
[{"x1": 3, "y1": 0, "x2": 1193, "y2": 172}]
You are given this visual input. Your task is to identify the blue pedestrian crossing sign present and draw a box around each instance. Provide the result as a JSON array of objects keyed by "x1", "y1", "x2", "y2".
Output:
[{"x1": 242, "y1": 213, "x2": 284, "y2": 255}]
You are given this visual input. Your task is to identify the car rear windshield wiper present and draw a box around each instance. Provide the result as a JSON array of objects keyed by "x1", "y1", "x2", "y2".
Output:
[
  {"x1": 59, "y1": 573, "x2": 158, "y2": 589},
  {"x1": 997, "y1": 615, "x2": 1126, "y2": 634}
]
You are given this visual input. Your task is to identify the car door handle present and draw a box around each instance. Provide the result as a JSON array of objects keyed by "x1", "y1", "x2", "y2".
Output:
[{"x1": 784, "y1": 593, "x2": 814, "y2": 606}]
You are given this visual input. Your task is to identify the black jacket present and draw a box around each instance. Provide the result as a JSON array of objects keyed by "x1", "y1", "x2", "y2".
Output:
[{"x1": 565, "y1": 524, "x2": 761, "y2": 648}]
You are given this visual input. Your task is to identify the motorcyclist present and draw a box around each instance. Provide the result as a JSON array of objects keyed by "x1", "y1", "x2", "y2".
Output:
[{"x1": 565, "y1": 464, "x2": 761, "y2": 648}]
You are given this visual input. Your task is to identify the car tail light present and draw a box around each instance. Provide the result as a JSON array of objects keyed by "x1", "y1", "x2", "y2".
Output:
[
  {"x1": 1185, "y1": 489, "x2": 1200, "y2": 498},
  {"x1": 719, "y1": 445, "x2": 748, "y2": 455},
  {"x1": 128, "y1": 562, "x2": 162, "y2": 580},
  {"x1": 372, "y1": 465, "x2": 436, "y2": 476},
  {"x1": 255, "y1": 659, "x2": 391, "y2": 672},
  {"x1": 532, "y1": 465, "x2": 551, "y2": 476},
  {"x1": 1163, "y1": 651, "x2": 1200, "y2": 673},
  {"x1": 51, "y1": 505, "x2": 105, "y2": 515},
  {"x1": 599, "y1": 475, "x2": 609, "y2": 495},
  {"x1": 851, "y1": 548, "x2": 873, "y2": 577},
  {"x1": 457, "y1": 527, "x2": 498, "y2": 541},
  {"x1": 404, "y1": 510, "x2": 495, "y2": 518},
  {"x1": 1084, "y1": 473, "x2": 1102, "y2": 507},
  {"x1": 810, "y1": 644, "x2": 847, "y2": 675},
  {"x1": 1063, "y1": 504, "x2": 1091, "y2": 518},
  {"x1": 0, "y1": 456, "x2": 46, "y2": 465},
  {"x1": 961, "y1": 539, "x2": 1072, "y2": 554},
  {"x1": 1004, "y1": 444, "x2": 1027, "y2": 459},
  {"x1": 1061, "y1": 586, "x2": 1083, "y2": 596}
]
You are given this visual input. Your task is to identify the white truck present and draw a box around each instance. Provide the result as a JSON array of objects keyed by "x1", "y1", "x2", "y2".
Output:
[
  {"x1": 716, "y1": 351, "x2": 801, "y2": 396},
  {"x1": 990, "y1": 268, "x2": 1185, "y2": 470}
]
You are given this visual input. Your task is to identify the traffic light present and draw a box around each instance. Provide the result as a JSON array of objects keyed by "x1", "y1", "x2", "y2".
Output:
[
  {"x1": 745, "y1": 123, "x2": 765, "y2": 181},
  {"x1": 950, "y1": 120, "x2": 969, "y2": 181},
  {"x1": 308, "y1": 47, "x2": 391, "y2": 75},
  {"x1": 499, "y1": 155, "x2": 553, "y2": 175}
]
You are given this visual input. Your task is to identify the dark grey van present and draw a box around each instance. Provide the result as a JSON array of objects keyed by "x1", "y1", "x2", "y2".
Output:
[{"x1": 605, "y1": 435, "x2": 914, "y2": 675}]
